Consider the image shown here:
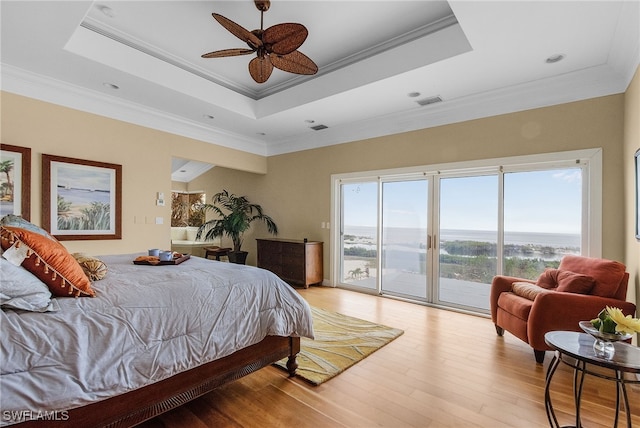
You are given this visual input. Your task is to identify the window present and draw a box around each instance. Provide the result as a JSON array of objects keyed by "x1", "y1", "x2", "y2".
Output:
[
  {"x1": 171, "y1": 192, "x2": 205, "y2": 227},
  {"x1": 438, "y1": 174, "x2": 498, "y2": 310},
  {"x1": 502, "y1": 169, "x2": 582, "y2": 279},
  {"x1": 332, "y1": 149, "x2": 601, "y2": 313},
  {"x1": 341, "y1": 182, "x2": 378, "y2": 290}
]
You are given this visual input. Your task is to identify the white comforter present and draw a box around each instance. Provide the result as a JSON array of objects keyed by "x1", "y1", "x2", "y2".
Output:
[{"x1": 0, "y1": 254, "x2": 314, "y2": 421}]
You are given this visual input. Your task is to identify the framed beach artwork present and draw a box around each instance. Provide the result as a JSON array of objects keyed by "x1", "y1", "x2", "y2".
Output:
[
  {"x1": 0, "y1": 144, "x2": 31, "y2": 221},
  {"x1": 636, "y1": 148, "x2": 640, "y2": 241},
  {"x1": 42, "y1": 154, "x2": 122, "y2": 240}
]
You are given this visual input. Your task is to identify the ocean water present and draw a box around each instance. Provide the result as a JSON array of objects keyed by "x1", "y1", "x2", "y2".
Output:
[
  {"x1": 58, "y1": 187, "x2": 111, "y2": 206},
  {"x1": 344, "y1": 225, "x2": 580, "y2": 249},
  {"x1": 0, "y1": 202, "x2": 15, "y2": 217}
]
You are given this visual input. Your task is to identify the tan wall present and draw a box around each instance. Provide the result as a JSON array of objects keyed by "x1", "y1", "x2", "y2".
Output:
[
  {"x1": 1, "y1": 91, "x2": 266, "y2": 255},
  {"x1": 624, "y1": 66, "x2": 640, "y2": 313}
]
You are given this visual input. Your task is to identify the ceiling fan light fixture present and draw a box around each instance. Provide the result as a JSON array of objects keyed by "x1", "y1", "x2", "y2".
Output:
[{"x1": 202, "y1": 0, "x2": 317, "y2": 84}]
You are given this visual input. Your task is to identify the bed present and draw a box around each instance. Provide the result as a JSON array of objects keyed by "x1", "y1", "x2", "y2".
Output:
[{"x1": 0, "y1": 251, "x2": 314, "y2": 428}]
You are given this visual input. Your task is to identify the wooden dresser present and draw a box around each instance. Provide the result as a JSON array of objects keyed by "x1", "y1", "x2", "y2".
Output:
[{"x1": 256, "y1": 238, "x2": 323, "y2": 288}]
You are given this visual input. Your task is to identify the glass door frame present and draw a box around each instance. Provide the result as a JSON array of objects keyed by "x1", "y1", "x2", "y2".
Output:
[
  {"x1": 334, "y1": 175, "x2": 382, "y2": 296},
  {"x1": 431, "y1": 169, "x2": 501, "y2": 312},
  {"x1": 379, "y1": 176, "x2": 433, "y2": 301}
]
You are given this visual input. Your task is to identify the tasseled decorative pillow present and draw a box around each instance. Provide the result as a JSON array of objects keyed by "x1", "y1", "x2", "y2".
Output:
[
  {"x1": 72, "y1": 253, "x2": 108, "y2": 281},
  {"x1": 0, "y1": 226, "x2": 95, "y2": 297}
]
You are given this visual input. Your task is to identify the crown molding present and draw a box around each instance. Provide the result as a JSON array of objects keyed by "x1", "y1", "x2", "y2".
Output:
[
  {"x1": 266, "y1": 62, "x2": 630, "y2": 156},
  {"x1": 1, "y1": 64, "x2": 268, "y2": 156}
]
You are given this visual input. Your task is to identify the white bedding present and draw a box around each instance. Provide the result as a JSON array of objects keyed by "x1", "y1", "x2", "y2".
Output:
[{"x1": 0, "y1": 254, "x2": 314, "y2": 423}]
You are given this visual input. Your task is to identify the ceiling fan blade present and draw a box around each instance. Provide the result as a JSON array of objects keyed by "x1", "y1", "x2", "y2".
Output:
[
  {"x1": 201, "y1": 48, "x2": 255, "y2": 58},
  {"x1": 270, "y1": 51, "x2": 318, "y2": 75},
  {"x1": 212, "y1": 13, "x2": 262, "y2": 49},
  {"x1": 263, "y1": 23, "x2": 308, "y2": 55},
  {"x1": 249, "y1": 56, "x2": 274, "y2": 83}
]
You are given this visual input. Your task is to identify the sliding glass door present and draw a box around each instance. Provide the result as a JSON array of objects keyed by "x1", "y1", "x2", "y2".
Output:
[
  {"x1": 340, "y1": 182, "x2": 378, "y2": 291},
  {"x1": 502, "y1": 169, "x2": 582, "y2": 279},
  {"x1": 381, "y1": 180, "x2": 429, "y2": 299},
  {"x1": 334, "y1": 151, "x2": 594, "y2": 314},
  {"x1": 437, "y1": 175, "x2": 498, "y2": 311}
]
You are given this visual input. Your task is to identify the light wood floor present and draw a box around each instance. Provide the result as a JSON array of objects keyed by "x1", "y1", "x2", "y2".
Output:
[{"x1": 139, "y1": 286, "x2": 640, "y2": 428}]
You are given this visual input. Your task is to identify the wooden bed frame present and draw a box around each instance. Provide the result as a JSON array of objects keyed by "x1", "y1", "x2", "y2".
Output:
[{"x1": 13, "y1": 336, "x2": 300, "y2": 428}]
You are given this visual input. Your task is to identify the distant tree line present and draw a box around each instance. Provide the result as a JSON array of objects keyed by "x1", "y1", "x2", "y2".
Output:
[
  {"x1": 344, "y1": 246, "x2": 376, "y2": 258},
  {"x1": 344, "y1": 241, "x2": 563, "y2": 283}
]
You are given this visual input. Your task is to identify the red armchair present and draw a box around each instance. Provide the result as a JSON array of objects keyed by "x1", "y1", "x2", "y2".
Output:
[{"x1": 490, "y1": 255, "x2": 636, "y2": 363}]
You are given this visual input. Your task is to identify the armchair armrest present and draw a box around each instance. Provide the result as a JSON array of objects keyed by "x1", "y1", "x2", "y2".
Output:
[
  {"x1": 490, "y1": 275, "x2": 535, "y2": 323},
  {"x1": 527, "y1": 292, "x2": 636, "y2": 351}
]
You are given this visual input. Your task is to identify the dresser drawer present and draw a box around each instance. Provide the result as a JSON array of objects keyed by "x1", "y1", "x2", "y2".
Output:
[
  {"x1": 256, "y1": 239, "x2": 323, "y2": 288},
  {"x1": 282, "y1": 243, "x2": 304, "y2": 256}
]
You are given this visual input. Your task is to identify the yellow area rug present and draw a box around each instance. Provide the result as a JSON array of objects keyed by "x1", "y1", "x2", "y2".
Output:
[{"x1": 274, "y1": 307, "x2": 404, "y2": 385}]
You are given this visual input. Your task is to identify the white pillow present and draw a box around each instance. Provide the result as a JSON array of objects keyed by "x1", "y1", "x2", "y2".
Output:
[{"x1": 0, "y1": 255, "x2": 59, "y2": 312}]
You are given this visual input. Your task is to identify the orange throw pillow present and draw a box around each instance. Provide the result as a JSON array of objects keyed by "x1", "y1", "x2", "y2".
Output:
[
  {"x1": 536, "y1": 269, "x2": 559, "y2": 289},
  {"x1": 555, "y1": 270, "x2": 595, "y2": 294},
  {"x1": 0, "y1": 226, "x2": 95, "y2": 297}
]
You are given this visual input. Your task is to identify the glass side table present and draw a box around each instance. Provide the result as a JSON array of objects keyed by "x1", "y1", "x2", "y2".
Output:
[{"x1": 544, "y1": 331, "x2": 640, "y2": 428}]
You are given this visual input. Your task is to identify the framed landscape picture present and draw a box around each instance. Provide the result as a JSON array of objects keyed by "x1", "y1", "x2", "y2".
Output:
[
  {"x1": 42, "y1": 154, "x2": 122, "y2": 240},
  {"x1": 0, "y1": 144, "x2": 31, "y2": 220}
]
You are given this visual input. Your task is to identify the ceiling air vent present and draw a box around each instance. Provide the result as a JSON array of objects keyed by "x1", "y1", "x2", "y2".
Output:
[
  {"x1": 416, "y1": 96, "x2": 443, "y2": 106},
  {"x1": 310, "y1": 124, "x2": 329, "y2": 131}
]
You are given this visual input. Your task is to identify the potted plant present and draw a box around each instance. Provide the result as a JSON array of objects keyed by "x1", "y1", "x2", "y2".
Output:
[{"x1": 196, "y1": 189, "x2": 278, "y2": 264}]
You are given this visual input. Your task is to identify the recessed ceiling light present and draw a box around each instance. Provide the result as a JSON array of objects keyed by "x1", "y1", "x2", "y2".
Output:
[
  {"x1": 203, "y1": 114, "x2": 215, "y2": 119},
  {"x1": 103, "y1": 82, "x2": 119, "y2": 90},
  {"x1": 305, "y1": 119, "x2": 315, "y2": 124},
  {"x1": 97, "y1": 5, "x2": 115, "y2": 18},
  {"x1": 545, "y1": 54, "x2": 565, "y2": 64},
  {"x1": 407, "y1": 92, "x2": 421, "y2": 98},
  {"x1": 256, "y1": 132, "x2": 266, "y2": 136}
]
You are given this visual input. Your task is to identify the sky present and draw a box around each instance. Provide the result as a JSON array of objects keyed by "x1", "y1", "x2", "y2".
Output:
[
  {"x1": 343, "y1": 168, "x2": 582, "y2": 234},
  {"x1": 54, "y1": 162, "x2": 112, "y2": 192}
]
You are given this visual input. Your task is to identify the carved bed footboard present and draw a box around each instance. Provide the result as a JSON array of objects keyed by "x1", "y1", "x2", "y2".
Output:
[{"x1": 11, "y1": 336, "x2": 300, "y2": 428}]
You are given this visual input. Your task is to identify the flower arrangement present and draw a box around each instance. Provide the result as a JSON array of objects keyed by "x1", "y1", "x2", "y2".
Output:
[{"x1": 590, "y1": 306, "x2": 640, "y2": 335}]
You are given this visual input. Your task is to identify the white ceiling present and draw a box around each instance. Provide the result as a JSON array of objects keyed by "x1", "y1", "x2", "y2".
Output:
[{"x1": 2, "y1": 0, "x2": 639, "y2": 164}]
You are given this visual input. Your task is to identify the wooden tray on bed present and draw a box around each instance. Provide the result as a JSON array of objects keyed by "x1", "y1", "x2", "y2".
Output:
[{"x1": 133, "y1": 254, "x2": 190, "y2": 266}]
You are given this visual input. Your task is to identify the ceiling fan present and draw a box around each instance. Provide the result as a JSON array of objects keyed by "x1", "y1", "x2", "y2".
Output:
[{"x1": 202, "y1": 0, "x2": 318, "y2": 84}]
